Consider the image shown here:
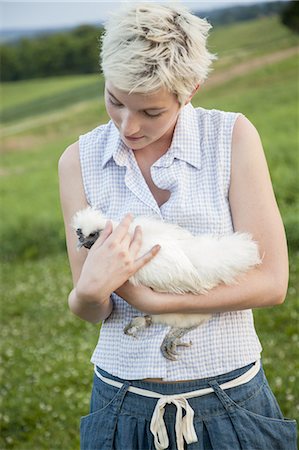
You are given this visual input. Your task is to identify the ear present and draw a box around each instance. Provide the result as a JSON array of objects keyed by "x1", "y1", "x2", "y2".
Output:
[{"x1": 185, "y1": 83, "x2": 200, "y2": 105}]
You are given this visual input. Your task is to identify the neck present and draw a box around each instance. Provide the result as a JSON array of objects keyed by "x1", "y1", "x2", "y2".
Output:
[{"x1": 133, "y1": 119, "x2": 178, "y2": 165}]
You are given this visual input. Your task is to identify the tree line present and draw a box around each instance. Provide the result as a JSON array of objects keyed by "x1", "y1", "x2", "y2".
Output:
[
  {"x1": 197, "y1": 1, "x2": 290, "y2": 25},
  {"x1": 0, "y1": 1, "x2": 297, "y2": 82},
  {"x1": 0, "y1": 25, "x2": 103, "y2": 81}
]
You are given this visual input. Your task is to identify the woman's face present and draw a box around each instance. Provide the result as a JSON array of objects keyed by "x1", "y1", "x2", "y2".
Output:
[{"x1": 105, "y1": 81, "x2": 181, "y2": 151}]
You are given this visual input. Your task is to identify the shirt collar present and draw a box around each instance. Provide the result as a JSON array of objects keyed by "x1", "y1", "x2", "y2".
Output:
[
  {"x1": 101, "y1": 122, "x2": 125, "y2": 168},
  {"x1": 153, "y1": 103, "x2": 201, "y2": 169},
  {"x1": 101, "y1": 102, "x2": 201, "y2": 170}
]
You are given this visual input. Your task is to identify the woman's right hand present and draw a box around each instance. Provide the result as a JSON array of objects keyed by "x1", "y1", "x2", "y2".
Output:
[{"x1": 76, "y1": 213, "x2": 161, "y2": 304}]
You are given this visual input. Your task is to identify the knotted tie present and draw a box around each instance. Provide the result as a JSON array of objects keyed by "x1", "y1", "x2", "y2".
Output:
[{"x1": 150, "y1": 395, "x2": 198, "y2": 450}]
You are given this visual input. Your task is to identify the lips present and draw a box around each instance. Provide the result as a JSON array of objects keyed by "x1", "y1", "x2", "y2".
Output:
[{"x1": 125, "y1": 135, "x2": 144, "y2": 141}]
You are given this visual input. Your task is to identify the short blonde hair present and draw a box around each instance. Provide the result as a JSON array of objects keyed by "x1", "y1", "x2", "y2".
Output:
[{"x1": 100, "y1": 2, "x2": 216, "y2": 104}]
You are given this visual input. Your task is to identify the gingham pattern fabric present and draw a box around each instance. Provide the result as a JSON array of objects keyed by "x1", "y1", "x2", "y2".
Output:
[{"x1": 79, "y1": 103, "x2": 262, "y2": 381}]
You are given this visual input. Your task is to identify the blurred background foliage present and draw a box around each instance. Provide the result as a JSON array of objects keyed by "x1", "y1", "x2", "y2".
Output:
[
  {"x1": 0, "y1": 1, "x2": 298, "y2": 449},
  {"x1": 0, "y1": 25, "x2": 103, "y2": 82},
  {"x1": 0, "y1": 0, "x2": 298, "y2": 82}
]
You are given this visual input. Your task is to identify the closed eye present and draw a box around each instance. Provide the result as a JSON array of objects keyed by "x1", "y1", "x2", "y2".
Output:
[
  {"x1": 144, "y1": 111, "x2": 163, "y2": 118},
  {"x1": 108, "y1": 96, "x2": 122, "y2": 107},
  {"x1": 107, "y1": 90, "x2": 165, "y2": 118}
]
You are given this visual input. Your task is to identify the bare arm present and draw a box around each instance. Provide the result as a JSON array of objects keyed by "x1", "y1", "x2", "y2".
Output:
[
  {"x1": 58, "y1": 142, "x2": 160, "y2": 323},
  {"x1": 117, "y1": 115, "x2": 289, "y2": 314},
  {"x1": 58, "y1": 141, "x2": 111, "y2": 323}
]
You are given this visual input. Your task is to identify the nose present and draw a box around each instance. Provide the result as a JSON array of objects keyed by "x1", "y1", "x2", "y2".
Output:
[{"x1": 120, "y1": 110, "x2": 141, "y2": 137}]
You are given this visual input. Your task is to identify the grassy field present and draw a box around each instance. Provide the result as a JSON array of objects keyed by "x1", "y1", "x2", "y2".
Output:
[
  {"x1": 209, "y1": 15, "x2": 299, "y2": 68},
  {"x1": 1, "y1": 15, "x2": 299, "y2": 450}
]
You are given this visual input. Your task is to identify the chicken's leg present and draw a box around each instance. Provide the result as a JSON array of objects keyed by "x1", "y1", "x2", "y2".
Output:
[
  {"x1": 124, "y1": 315, "x2": 152, "y2": 337},
  {"x1": 161, "y1": 325, "x2": 198, "y2": 360}
]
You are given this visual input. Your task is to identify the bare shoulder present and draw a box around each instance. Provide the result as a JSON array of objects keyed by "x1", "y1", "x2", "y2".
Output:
[
  {"x1": 229, "y1": 114, "x2": 274, "y2": 216},
  {"x1": 230, "y1": 114, "x2": 273, "y2": 202},
  {"x1": 232, "y1": 113, "x2": 259, "y2": 139},
  {"x1": 231, "y1": 114, "x2": 263, "y2": 167},
  {"x1": 58, "y1": 141, "x2": 80, "y2": 177},
  {"x1": 58, "y1": 140, "x2": 84, "y2": 197},
  {"x1": 58, "y1": 141, "x2": 89, "y2": 284},
  {"x1": 58, "y1": 140, "x2": 88, "y2": 218},
  {"x1": 229, "y1": 114, "x2": 288, "y2": 298},
  {"x1": 229, "y1": 113, "x2": 285, "y2": 241}
]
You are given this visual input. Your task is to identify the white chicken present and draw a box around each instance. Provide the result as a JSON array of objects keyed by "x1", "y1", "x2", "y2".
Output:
[{"x1": 72, "y1": 207, "x2": 261, "y2": 360}]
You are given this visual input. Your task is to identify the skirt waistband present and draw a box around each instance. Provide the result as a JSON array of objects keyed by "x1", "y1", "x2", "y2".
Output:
[
  {"x1": 94, "y1": 359, "x2": 260, "y2": 400},
  {"x1": 94, "y1": 360, "x2": 261, "y2": 450}
]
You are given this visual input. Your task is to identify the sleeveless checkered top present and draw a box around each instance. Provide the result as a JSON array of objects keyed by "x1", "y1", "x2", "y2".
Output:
[{"x1": 79, "y1": 103, "x2": 262, "y2": 380}]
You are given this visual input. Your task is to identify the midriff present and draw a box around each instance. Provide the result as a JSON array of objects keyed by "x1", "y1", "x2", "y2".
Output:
[{"x1": 143, "y1": 378, "x2": 192, "y2": 383}]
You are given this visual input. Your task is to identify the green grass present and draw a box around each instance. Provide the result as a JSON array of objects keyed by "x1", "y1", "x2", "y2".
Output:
[
  {"x1": 209, "y1": 15, "x2": 299, "y2": 69},
  {"x1": 0, "y1": 15, "x2": 298, "y2": 450},
  {"x1": 0, "y1": 74, "x2": 102, "y2": 110},
  {"x1": 0, "y1": 75, "x2": 104, "y2": 123},
  {"x1": 1, "y1": 255, "x2": 98, "y2": 449}
]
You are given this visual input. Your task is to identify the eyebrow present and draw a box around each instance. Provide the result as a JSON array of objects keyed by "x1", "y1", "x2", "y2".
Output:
[{"x1": 106, "y1": 89, "x2": 167, "y2": 111}]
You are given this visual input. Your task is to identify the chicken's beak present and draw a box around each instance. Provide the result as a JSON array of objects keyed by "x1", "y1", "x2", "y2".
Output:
[
  {"x1": 76, "y1": 228, "x2": 86, "y2": 250},
  {"x1": 77, "y1": 241, "x2": 84, "y2": 250}
]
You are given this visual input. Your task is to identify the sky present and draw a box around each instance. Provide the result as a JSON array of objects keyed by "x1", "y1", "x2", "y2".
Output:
[{"x1": 0, "y1": 0, "x2": 287, "y2": 31}]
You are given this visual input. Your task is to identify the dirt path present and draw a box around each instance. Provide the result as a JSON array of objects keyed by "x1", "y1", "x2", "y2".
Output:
[{"x1": 204, "y1": 46, "x2": 299, "y2": 88}]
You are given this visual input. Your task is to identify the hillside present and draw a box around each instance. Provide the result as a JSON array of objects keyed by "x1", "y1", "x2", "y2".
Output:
[
  {"x1": 0, "y1": 15, "x2": 298, "y2": 450},
  {"x1": 0, "y1": 1, "x2": 287, "y2": 43},
  {"x1": 1, "y1": 16, "x2": 298, "y2": 128}
]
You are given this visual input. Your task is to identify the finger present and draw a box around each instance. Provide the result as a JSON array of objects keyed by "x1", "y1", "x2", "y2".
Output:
[
  {"x1": 106, "y1": 213, "x2": 133, "y2": 244},
  {"x1": 93, "y1": 220, "x2": 113, "y2": 248},
  {"x1": 129, "y1": 225, "x2": 143, "y2": 258},
  {"x1": 121, "y1": 233, "x2": 131, "y2": 249},
  {"x1": 134, "y1": 245, "x2": 161, "y2": 271}
]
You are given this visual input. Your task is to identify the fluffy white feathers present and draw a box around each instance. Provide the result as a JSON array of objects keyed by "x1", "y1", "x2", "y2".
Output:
[
  {"x1": 72, "y1": 207, "x2": 261, "y2": 358},
  {"x1": 72, "y1": 206, "x2": 108, "y2": 238},
  {"x1": 72, "y1": 206, "x2": 261, "y2": 294}
]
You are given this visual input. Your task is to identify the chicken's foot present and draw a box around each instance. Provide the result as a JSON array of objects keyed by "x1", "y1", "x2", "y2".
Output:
[
  {"x1": 160, "y1": 325, "x2": 198, "y2": 361},
  {"x1": 124, "y1": 315, "x2": 152, "y2": 337}
]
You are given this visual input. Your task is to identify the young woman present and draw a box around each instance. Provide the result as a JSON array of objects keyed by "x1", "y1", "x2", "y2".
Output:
[{"x1": 58, "y1": 3, "x2": 297, "y2": 449}]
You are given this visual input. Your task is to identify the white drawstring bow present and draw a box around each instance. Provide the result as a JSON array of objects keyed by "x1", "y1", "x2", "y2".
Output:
[{"x1": 150, "y1": 395, "x2": 198, "y2": 450}]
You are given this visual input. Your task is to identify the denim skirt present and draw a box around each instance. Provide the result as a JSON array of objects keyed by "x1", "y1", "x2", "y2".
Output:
[{"x1": 80, "y1": 361, "x2": 297, "y2": 450}]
